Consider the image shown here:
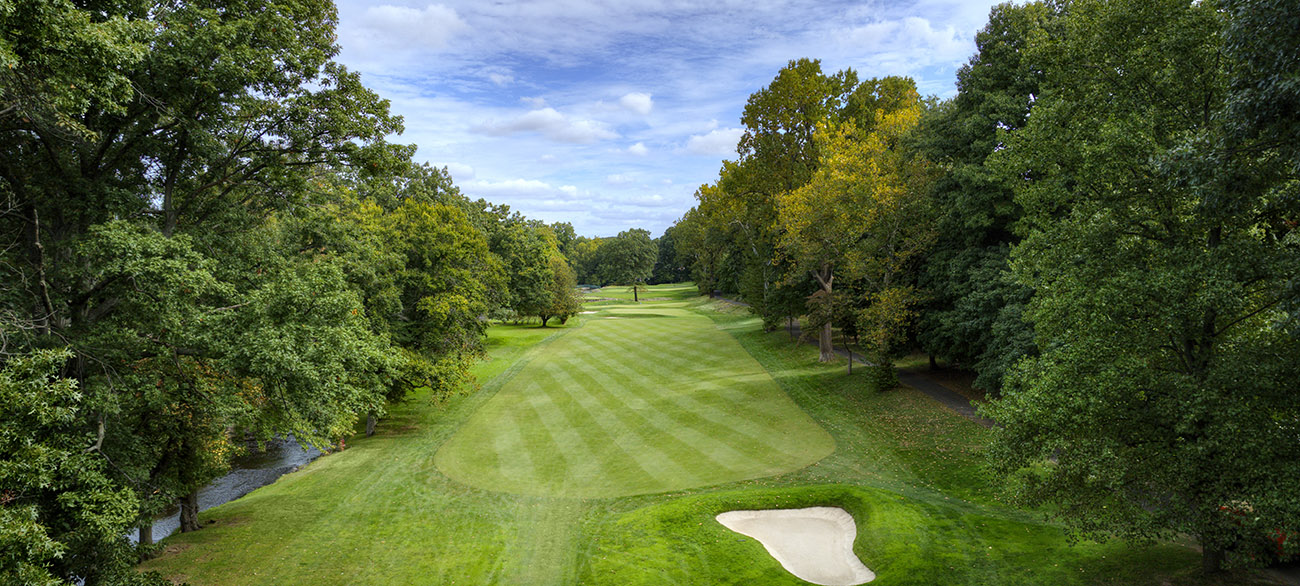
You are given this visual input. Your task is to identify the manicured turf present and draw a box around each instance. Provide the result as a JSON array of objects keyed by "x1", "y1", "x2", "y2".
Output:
[
  {"x1": 435, "y1": 303, "x2": 834, "y2": 497},
  {"x1": 138, "y1": 285, "x2": 1275, "y2": 586}
]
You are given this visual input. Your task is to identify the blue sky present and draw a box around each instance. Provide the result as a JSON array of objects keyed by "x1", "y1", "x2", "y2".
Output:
[{"x1": 332, "y1": 0, "x2": 1004, "y2": 237}]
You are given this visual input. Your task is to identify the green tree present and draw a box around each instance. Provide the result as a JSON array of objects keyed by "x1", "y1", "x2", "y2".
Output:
[
  {"x1": 914, "y1": 2, "x2": 1050, "y2": 391},
  {"x1": 0, "y1": 0, "x2": 409, "y2": 542},
  {"x1": 597, "y1": 229, "x2": 658, "y2": 301},
  {"x1": 986, "y1": 0, "x2": 1300, "y2": 572},
  {"x1": 0, "y1": 348, "x2": 169, "y2": 586},
  {"x1": 538, "y1": 256, "x2": 582, "y2": 326}
]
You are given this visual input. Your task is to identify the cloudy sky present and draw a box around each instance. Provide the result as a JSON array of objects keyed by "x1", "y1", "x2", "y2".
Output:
[{"x1": 332, "y1": 0, "x2": 1004, "y2": 237}]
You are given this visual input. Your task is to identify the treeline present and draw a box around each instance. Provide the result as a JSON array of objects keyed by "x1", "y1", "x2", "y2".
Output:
[
  {"x1": 0, "y1": 2, "x2": 583, "y2": 585},
  {"x1": 666, "y1": 0, "x2": 1298, "y2": 573}
]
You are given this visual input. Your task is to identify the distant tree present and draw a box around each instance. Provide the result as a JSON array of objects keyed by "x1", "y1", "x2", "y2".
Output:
[
  {"x1": 550, "y1": 221, "x2": 578, "y2": 260},
  {"x1": 569, "y1": 237, "x2": 606, "y2": 285},
  {"x1": 650, "y1": 224, "x2": 690, "y2": 284},
  {"x1": 538, "y1": 257, "x2": 583, "y2": 326},
  {"x1": 597, "y1": 229, "x2": 658, "y2": 301}
]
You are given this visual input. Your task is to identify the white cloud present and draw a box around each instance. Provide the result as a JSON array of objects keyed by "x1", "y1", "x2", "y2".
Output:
[
  {"x1": 472, "y1": 108, "x2": 618, "y2": 143},
  {"x1": 359, "y1": 5, "x2": 468, "y2": 49},
  {"x1": 685, "y1": 128, "x2": 743, "y2": 156},
  {"x1": 488, "y1": 72, "x2": 514, "y2": 86},
  {"x1": 627, "y1": 142, "x2": 648, "y2": 156},
  {"x1": 521, "y1": 96, "x2": 548, "y2": 108},
  {"x1": 606, "y1": 174, "x2": 634, "y2": 185},
  {"x1": 835, "y1": 17, "x2": 970, "y2": 70},
  {"x1": 618, "y1": 92, "x2": 654, "y2": 115},
  {"x1": 438, "y1": 162, "x2": 476, "y2": 181}
]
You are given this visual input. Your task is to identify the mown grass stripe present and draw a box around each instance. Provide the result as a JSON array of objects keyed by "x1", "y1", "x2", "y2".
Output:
[
  {"x1": 521, "y1": 382, "x2": 606, "y2": 490},
  {"x1": 435, "y1": 297, "x2": 833, "y2": 497},
  {"x1": 529, "y1": 364, "x2": 647, "y2": 489},
  {"x1": 574, "y1": 349, "x2": 756, "y2": 476},
  {"x1": 539, "y1": 362, "x2": 663, "y2": 488},
  {"x1": 564, "y1": 351, "x2": 724, "y2": 485},
  {"x1": 584, "y1": 333, "x2": 802, "y2": 459},
  {"x1": 490, "y1": 406, "x2": 536, "y2": 486},
  {"x1": 512, "y1": 386, "x2": 569, "y2": 490}
]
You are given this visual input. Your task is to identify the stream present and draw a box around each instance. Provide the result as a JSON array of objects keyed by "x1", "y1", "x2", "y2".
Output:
[{"x1": 128, "y1": 437, "x2": 322, "y2": 543}]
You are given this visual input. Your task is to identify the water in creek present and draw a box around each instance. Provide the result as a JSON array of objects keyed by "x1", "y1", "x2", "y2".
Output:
[{"x1": 129, "y1": 437, "x2": 322, "y2": 543}]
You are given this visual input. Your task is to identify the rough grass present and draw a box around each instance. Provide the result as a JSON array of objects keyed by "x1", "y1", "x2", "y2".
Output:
[{"x1": 138, "y1": 284, "x2": 1278, "y2": 586}]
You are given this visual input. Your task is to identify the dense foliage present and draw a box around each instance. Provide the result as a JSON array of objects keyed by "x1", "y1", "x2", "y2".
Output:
[
  {"x1": 668, "y1": 0, "x2": 1298, "y2": 573},
  {"x1": 0, "y1": 2, "x2": 594, "y2": 583}
]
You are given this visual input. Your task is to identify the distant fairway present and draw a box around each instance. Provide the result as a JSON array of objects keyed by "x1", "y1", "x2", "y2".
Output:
[{"x1": 434, "y1": 302, "x2": 835, "y2": 497}]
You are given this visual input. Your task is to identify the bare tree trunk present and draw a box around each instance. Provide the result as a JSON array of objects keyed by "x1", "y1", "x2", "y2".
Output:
[
  {"x1": 178, "y1": 491, "x2": 200, "y2": 533},
  {"x1": 929, "y1": 353, "x2": 937, "y2": 370},
  {"x1": 847, "y1": 346, "x2": 853, "y2": 375},
  {"x1": 366, "y1": 412, "x2": 377, "y2": 437},
  {"x1": 139, "y1": 523, "x2": 153, "y2": 546},
  {"x1": 788, "y1": 316, "x2": 795, "y2": 341},
  {"x1": 633, "y1": 285, "x2": 639, "y2": 302},
  {"x1": 1202, "y1": 545, "x2": 1225, "y2": 574},
  {"x1": 811, "y1": 264, "x2": 835, "y2": 363}
]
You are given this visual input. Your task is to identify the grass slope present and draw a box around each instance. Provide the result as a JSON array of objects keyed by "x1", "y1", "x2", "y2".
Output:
[
  {"x1": 435, "y1": 302, "x2": 833, "y2": 497},
  {"x1": 139, "y1": 286, "x2": 1273, "y2": 586}
]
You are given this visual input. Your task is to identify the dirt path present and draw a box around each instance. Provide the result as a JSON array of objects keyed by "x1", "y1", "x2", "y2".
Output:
[{"x1": 712, "y1": 296, "x2": 993, "y2": 428}]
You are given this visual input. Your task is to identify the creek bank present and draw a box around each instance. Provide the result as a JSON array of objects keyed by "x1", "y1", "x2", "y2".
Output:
[{"x1": 129, "y1": 437, "x2": 321, "y2": 544}]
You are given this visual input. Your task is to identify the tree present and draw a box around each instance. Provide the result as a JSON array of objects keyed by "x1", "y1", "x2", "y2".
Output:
[
  {"x1": 775, "y1": 78, "x2": 934, "y2": 369},
  {"x1": 914, "y1": 2, "x2": 1050, "y2": 391},
  {"x1": 0, "y1": 349, "x2": 168, "y2": 586},
  {"x1": 597, "y1": 229, "x2": 658, "y2": 301},
  {"x1": 650, "y1": 224, "x2": 690, "y2": 284},
  {"x1": 0, "y1": 0, "x2": 410, "y2": 543},
  {"x1": 985, "y1": 0, "x2": 1300, "y2": 572},
  {"x1": 538, "y1": 256, "x2": 582, "y2": 326}
]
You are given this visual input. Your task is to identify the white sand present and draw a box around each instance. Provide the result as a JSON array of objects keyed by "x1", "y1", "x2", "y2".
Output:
[{"x1": 716, "y1": 507, "x2": 875, "y2": 586}]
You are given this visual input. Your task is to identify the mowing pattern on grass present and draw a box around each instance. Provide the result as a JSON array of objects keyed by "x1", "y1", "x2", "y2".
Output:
[{"x1": 435, "y1": 304, "x2": 835, "y2": 497}]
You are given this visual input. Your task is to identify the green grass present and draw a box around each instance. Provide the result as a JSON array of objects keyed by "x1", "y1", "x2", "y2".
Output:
[
  {"x1": 435, "y1": 302, "x2": 833, "y2": 498},
  {"x1": 138, "y1": 284, "x2": 1275, "y2": 585},
  {"x1": 582, "y1": 282, "x2": 698, "y2": 302}
]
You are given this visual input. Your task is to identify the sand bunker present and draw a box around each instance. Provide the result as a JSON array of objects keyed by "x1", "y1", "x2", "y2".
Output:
[{"x1": 716, "y1": 507, "x2": 874, "y2": 586}]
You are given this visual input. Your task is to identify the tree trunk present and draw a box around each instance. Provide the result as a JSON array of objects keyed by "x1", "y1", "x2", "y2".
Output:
[
  {"x1": 929, "y1": 353, "x2": 937, "y2": 370},
  {"x1": 819, "y1": 321, "x2": 835, "y2": 362},
  {"x1": 179, "y1": 491, "x2": 200, "y2": 533},
  {"x1": 633, "y1": 285, "x2": 639, "y2": 302},
  {"x1": 139, "y1": 522, "x2": 153, "y2": 546},
  {"x1": 812, "y1": 264, "x2": 835, "y2": 363},
  {"x1": 540, "y1": 315, "x2": 550, "y2": 327},
  {"x1": 847, "y1": 346, "x2": 853, "y2": 375},
  {"x1": 788, "y1": 316, "x2": 795, "y2": 341},
  {"x1": 366, "y1": 412, "x2": 377, "y2": 437},
  {"x1": 1202, "y1": 545, "x2": 1225, "y2": 574}
]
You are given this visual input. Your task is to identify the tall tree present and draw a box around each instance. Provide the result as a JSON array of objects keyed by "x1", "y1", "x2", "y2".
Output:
[
  {"x1": 0, "y1": 0, "x2": 409, "y2": 546},
  {"x1": 597, "y1": 229, "x2": 658, "y2": 301},
  {"x1": 0, "y1": 349, "x2": 169, "y2": 586},
  {"x1": 776, "y1": 78, "x2": 933, "y2": 369},
  {"x1": 537, "y1": 256, "x2": 582, "y2": 326},
  {"x1": 914, "y1": 1, "x2": 1050, "y2": 391},
  {"x1": 986, "y1": 0, "x2": 1300, "y2": 572}
]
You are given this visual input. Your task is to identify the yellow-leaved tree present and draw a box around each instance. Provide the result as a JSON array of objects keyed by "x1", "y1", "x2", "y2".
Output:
[{"x1": 776, "y1": 77, "x2": 935, "y2": 385}]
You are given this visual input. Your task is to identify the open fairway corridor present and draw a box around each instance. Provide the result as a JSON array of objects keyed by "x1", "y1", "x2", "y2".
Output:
[{"x1": 139, "y1": 285, "x2": 1264, "y2": 586}]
